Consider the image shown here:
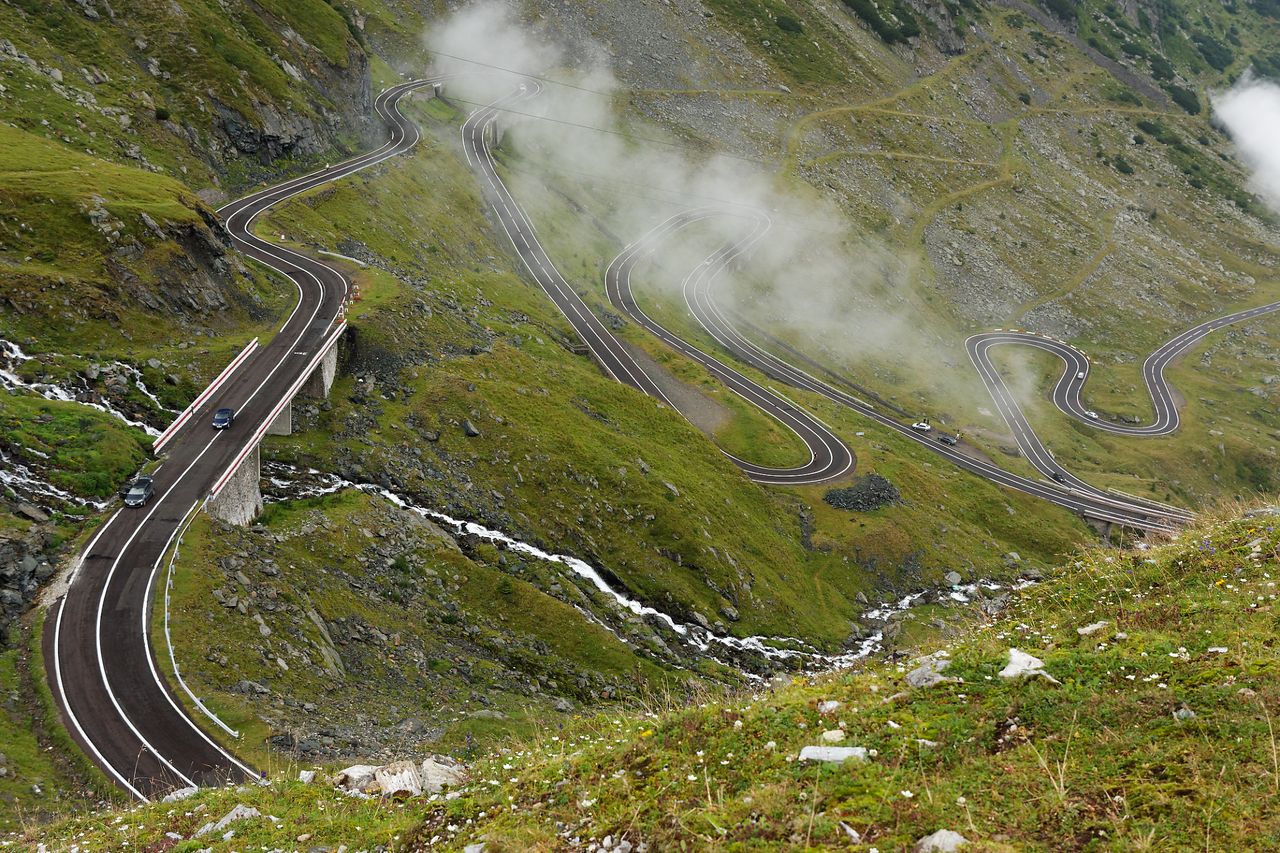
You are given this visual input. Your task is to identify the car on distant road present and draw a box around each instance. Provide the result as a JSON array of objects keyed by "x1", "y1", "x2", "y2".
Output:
[
  {"x1": 1084, "y1": 410, "x2": 1099, "y2": 420},
  {"x1": 937, "y1": 433, "x2": 958, "y2": 446},
  {"x1": 910, "y1": 418, "x2": 932, "y2": 433},
  {"x1": 1051, "y1": 472, "x2": 1067, "y2": 484},
  {"x1": 123, "y1": 476, "x2": 155, "y2": 508},
  {"x1": 212, "y1": 407, "x2": 235, "y2": 429},
  {"x1": 1075, "y1": 371, "x2": 1085, "y2": 380}
]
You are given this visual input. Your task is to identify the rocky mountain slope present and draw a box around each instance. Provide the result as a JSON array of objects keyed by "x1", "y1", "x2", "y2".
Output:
[
  {"x1": 1, "y1": 0, "x2": 1278, "y2": 835},
  {"x1": 26, "y1": 503, "x2": 1280, "y2": 850}
]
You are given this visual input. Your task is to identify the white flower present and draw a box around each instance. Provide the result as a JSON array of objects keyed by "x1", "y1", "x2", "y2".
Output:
[
  {"x1": 901, "y1": 790, "x2": 914, "y2": 799},
  {"x1": 687, "y1": 774, "x2": 698, "y2": 781}
]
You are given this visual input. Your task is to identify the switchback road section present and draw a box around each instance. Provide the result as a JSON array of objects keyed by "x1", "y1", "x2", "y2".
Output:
[{"x1": 45, "y1": 78, "x2": 442, "y2": 800}]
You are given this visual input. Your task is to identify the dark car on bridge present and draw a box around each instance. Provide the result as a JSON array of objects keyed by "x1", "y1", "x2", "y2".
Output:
[
  {"x1": 123, "y1": 476, "x2": 155, "y2": 508},
  {"x1": 212, "y1": 407, "x2": 236, "y2": 429}
]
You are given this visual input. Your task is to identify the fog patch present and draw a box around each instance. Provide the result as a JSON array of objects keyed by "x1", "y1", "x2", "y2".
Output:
[
  {"x1": 424, "y1": 1, "x2": 962, "y2": 387},
  {"x1": 1212, "y1": 72, "x2": 1280, "y2": 215}
]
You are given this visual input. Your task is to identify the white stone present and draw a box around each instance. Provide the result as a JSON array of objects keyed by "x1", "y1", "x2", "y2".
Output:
[
  {"x1": 335, "y1": 764, "x2": 380, "y2": 793},
  {"x1": 906, "y1": 652, "x2": 958, "y2": 688},
  {"x1": 915, "y1": 828, "x2": 969, "y2": 851},
  {"x1": 817, "y1": 700, "x2": 842, "y2": 714},
  {"x1": 998, "y1": 648, "x2": 1060, "y2": 684},
  {"x1": 161, "y1": 785, "x2": 199, "y2": 802},
  {"x1": 821, "y1": 729, "x2": 846, "y2": 743},
  {"x1": 376, "y1": 761, "x2": 423, "y2": 798},
  {"x1": 421, "y1": 756, "x2": 467, "y2": 793},
  {"x1": 1076, "y1": 621, "x2": 1108, "y2": 636},
  {"x1": 798, "y1": 746, "x2": 867, "y2": 764},
  {"x1": 298, "y1": 769, "x2": 316, "y2": 784},
  {"x1": 194, "y1": 804, "x2": 260, "y2": 837}
]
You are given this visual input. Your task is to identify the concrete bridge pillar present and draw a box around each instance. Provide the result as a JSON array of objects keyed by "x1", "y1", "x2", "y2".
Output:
[
  {"x1": 301, "y1": 342, "x2": 338, "y2": 399},
  {"x1": 266, "y1": 402, "x2": 292, "y2": 436},
  {"x1": 205, "y1": 445, "x2": 263, "y2": 527}
]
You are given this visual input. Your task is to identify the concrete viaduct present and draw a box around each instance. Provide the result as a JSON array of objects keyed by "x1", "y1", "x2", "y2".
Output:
[{"x1": 204, "y1": 324, "x2": 343, "y2": 526}]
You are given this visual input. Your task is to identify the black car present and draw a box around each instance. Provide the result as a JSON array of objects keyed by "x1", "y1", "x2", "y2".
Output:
[
  {"x1": 212, "y1": 407, "x2": 235, "y2": 429},
  {"x1": 936, "y1": 434, "x2": 958, "y2": 446},
  {"x1": 123, "y1": 476, "x2": 155, "y2": 508},
  {"x1": 1051, "y1": 472, "x2": 1067, "y2": 484}
]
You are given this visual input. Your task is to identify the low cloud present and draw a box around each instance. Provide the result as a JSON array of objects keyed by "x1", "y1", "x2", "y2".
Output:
[
  {"x1": 1212, "y1": 72, "x2": 1280, "y2": 215},
  {"x1": 423, "y1": 1, "x2": 950, "y2": 386}
]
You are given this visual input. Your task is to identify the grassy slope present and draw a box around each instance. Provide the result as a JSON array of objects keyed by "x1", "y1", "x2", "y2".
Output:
[
  {"x1": 30, "y1": 504, "x2": 1280, "y2": 849},
  {"x1": 157, "y1": 490, "x2": 687, "y2": 769},
  {"x1": 687, "y1": 0, "x2": 1280, "y2": 509}
]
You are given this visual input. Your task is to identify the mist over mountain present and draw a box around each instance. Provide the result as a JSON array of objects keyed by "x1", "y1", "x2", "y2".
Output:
[{"x1": 1, "y1": 0, "x2": 1279, "y2": 847}]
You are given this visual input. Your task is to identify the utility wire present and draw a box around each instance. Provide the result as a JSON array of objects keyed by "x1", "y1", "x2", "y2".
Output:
[
  {"x1": 450, "y1": 95, "x2": 778, "y2": 167},
  {"x1": 426, "y1": 49, "x2": 616, "y2": 97}
]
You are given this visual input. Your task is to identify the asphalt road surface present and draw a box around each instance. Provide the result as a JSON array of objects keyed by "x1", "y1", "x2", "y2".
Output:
[
  {"x1": 461, "y1": 85, "x2": 853, "y2": 486},
  {"x1": 607, "y1": 210, "x2": 1190, "y2": 532},
  {"x1": 45, "y1": 78, "x2": 441, "y2": 800}
]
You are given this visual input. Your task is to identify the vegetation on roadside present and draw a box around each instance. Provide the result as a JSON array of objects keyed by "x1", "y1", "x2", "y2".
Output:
[{"x1": 28, "y1": 504, "x2": 1280, "y2": 849}]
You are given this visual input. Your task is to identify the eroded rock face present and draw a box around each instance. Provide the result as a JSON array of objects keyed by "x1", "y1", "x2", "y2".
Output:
[
  {"x1": 0, "y1": 516, "x2": 56, "y2": 640},
  {"x1": 209, "y1": 46, "x2": 373, "y2": 167}
]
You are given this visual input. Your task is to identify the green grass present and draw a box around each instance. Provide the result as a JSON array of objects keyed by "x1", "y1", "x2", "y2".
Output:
[
  {"x1": 31, "y1": 503, "x2": 1280, "y2": 850},
  {"x1": 158, "y1": 490, "x2": 690, "y2": 774},
  {"x1": 0, "y1": 394, "x2": 151, "y2": 498},
  {"x1": 0, "y1": 616, "x2": 122, "y2": 834}
]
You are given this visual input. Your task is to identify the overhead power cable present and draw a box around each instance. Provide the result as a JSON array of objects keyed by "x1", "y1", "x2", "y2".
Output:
[
  {"x1": 426, "y1": 49, "x2": 616, "y2": 97},
  {"x1": 449, "y1": 95, "x2": 777, "y2": 167}
]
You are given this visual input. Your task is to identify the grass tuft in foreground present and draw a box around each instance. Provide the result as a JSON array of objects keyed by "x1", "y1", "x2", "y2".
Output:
[{"x1": 26, "y1": 501, "x2": 1280, "y2": 850}]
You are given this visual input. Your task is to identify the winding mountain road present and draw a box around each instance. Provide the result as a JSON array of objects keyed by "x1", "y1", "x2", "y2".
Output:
[
  {"x1": 461, "y1": 85, "x2": 854, "y2": 486},
  {"x1": 460, "y1": 83, "x2": 1191, "y2": 531},
  {"x1": 45, "y1": 78, "x2": 442, "y2": 799},
  {"x1": 608, "y1": 210, "x2": 1190, "y2": 530},
  {"x1": 969, "y1": 301, "x2": 1280, "y2": 439}
]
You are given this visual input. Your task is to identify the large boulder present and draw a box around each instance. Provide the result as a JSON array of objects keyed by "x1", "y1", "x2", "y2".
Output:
[
  {"x1": 421, "y1": 755, "x2": 467, "y2": 793},
  {"x1": 375, "y1": 760, "x2": 423, "y2": 798}
]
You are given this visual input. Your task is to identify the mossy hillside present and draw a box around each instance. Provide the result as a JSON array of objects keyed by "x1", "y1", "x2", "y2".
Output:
[
  {"x1": 700, "y1": 0, "x2": 899, "y2": 90},
  {"x1": 407, "y1": 505, "x2": 1280, "y2": 850},
  {"x1": 0, "y1": 0, "x2": 370, "y2": 186},
  {"x1": 0, "y1": 619, "x2": 119, "y2": 834},
  {"x1": 30, "y1": 505, "x2": 1280, "y2": 850},
  {"x1": 255, "y1": 104, "x2": 867, "y2": 646},
  {"x1": 1038, "y1": 0, "x2": 1280, "y2": 96},
  {"x1": 743, "y1": 9, "x2": 1280, "y2": 508},
  {"x1": 157, "y1": 490, "x2": 688, "y2": 773},
  {"x1": 0, "y1": 122, "x2": 293, "y2": 363}
]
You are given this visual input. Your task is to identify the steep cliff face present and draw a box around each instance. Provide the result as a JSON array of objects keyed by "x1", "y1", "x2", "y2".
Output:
[{"x1": 0, "y1": 0, "x2": 378, "y2": 187}]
